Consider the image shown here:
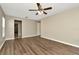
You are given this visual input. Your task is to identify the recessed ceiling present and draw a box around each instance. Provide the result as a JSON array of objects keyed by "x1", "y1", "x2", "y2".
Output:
[{"x1": 0, "y1": 3, "x2": 79, "y2": 20}]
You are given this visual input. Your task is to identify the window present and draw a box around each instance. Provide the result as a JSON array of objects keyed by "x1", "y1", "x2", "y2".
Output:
[{"x1": 2, "y1": 17, "x2": 5, "y2": 38}]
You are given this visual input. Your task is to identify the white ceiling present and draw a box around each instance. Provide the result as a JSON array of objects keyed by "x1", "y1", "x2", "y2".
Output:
[{"x1": 0, "y1": 3, "x2": 79, "y2": 20}]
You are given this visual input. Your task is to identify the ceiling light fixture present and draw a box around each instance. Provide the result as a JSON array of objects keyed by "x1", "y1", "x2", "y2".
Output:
[
  {"x1": 37, "y1": 11, "x2": 43, "y2": 15},
  {"x1": 29, "y1": 3, "x2": 52, "y2": 15}
]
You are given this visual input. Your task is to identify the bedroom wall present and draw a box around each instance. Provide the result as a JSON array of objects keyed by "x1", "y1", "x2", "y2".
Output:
[
  {"x1": 0, "y1": 6, "x2": 5, "y2": 49},
  {"x1": 41, "y1": 7, "x2": 79, "y2": 46},
  {"x1": 37, "y1": 22, "x2": 41, "y2": 35},
  {"x1": 5, "y1": 15, "x2": 37, "y2": 40}
]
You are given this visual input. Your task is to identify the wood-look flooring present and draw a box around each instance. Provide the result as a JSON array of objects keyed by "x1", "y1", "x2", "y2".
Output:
[{"x1": 0, "y1": 36, "x2": 79, "y2": 55}]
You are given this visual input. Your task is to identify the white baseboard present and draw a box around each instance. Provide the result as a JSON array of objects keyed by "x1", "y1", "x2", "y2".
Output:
[
  {"x1": 5, "y1": 35, "x2": 38, "y2": 40},
  {"x1": 41, "y1": 36, "x2": 79, "y2": 48},
  {"x1": 5, "y1": 38, "x2": 14, "y2": 40},
  {"x1": 22, "y1": 35, "x2": 39, "y2": 38},
  {"x1": 0, "y1": 40, "x2": 6, "y2": 50}
]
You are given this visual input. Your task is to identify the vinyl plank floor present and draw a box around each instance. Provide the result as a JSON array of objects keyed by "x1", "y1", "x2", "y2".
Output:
[{"x1": 0, "y1": 36, "x2": 79, "y2": 55}]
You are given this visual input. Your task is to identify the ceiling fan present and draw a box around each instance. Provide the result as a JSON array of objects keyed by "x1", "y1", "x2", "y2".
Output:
[{"x1": 29, "y1": 3, "x2": 52, "y2": 15}]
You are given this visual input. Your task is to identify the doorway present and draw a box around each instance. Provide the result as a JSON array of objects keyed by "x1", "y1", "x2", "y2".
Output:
[{"x1": 14, "y1": 20, "x2": 22, "y2": 39}]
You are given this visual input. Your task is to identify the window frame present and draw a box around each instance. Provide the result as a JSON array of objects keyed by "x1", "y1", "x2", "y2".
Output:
[{"x1": 2, "y1": 16, "x2": 5, "y2": 38}]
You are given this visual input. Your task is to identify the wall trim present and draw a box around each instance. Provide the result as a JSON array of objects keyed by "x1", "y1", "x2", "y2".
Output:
[
  {"x1": 5, "y1": 35, "x2": 38, "y2": 40},
  {"x1": 0, "y1": 40, "x2": 6, "y2": 50},
  {"x1": 22, "y1": 35, "x2": 38, "y2": 38},
  {"x1": 5, "y1": 38, "x2": 14, "y2": 40},
  {"x1": 41, "y1": 36, "x2": 79, "y2": 48}
]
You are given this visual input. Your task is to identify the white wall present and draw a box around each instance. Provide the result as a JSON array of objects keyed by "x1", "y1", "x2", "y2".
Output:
[
  {"x1": 5, "y1": 16, "x2": 14, "y2": 40},
  {"x1": 37, "y1": 22, "x2": 41, "y2": 35},
  {"x1": 5, "y1": 15, "x2": 37, "y2": 40},
  {"x1": 0, "y1": 6, "x2": 5, "y2": 49},
  {"x1": 22, "y1": 19, "x2": 37, "y2": 38},
  {"x1": 41, "y1": 7, "x2": 79, "y2": 46}
]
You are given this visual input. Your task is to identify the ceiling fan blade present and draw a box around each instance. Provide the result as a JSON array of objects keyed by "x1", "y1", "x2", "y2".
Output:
[
  {"x1": 37, "y1": 3, "x2": 40, "y2": 7},
  {"x1": 43, "y1": 11, "x2": 47, "y2": 14},
  {"x1": 36, "y1": 3, "x2": 42, "y2": 9},
  {"x1": 36, "y1": 13, "x2": 38, "y2": 15},
  {"x1": 29, "y1": 9, "x2": 38, "y2": 11},
  {"x1": 44, "y1": 7, "x2": 52, "y2": 10}
]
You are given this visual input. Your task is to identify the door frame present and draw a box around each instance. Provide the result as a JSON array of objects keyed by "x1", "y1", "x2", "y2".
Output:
[{"x1": 14, "y1": 20, "x2": 22, "y2": 39}]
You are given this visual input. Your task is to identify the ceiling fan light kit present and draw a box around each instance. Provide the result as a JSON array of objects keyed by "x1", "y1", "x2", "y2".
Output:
[{"x1": 37, "y1": 11, "x2": 43, "y2": 15}]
